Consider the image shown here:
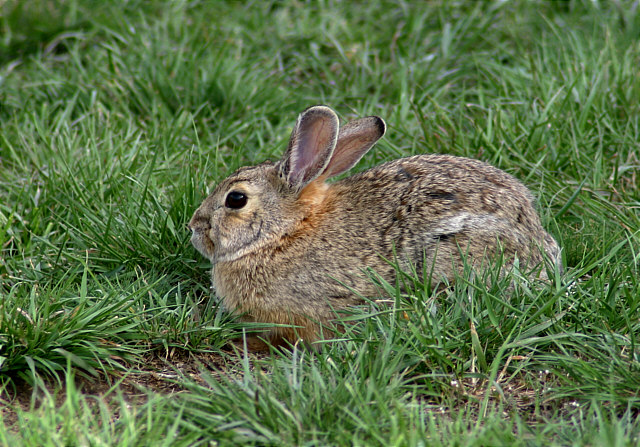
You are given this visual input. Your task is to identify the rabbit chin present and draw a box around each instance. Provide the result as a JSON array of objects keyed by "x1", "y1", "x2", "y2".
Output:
[{"x1": 190, "y1": 231, "x2": 216, "y2": 261}]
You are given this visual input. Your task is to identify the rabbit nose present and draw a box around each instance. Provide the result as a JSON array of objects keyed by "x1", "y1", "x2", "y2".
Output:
[{"x1": 188, "y1": 212, "x2": 210, "y2": 232}]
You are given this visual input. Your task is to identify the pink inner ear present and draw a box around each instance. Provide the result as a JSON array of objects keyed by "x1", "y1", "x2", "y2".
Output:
[
  {"x1": 293, "y1": 119, "x2": 333, "y2": 175},
  {"x1": 285, "y1": 106, "x2": 339, "y2": 188}
]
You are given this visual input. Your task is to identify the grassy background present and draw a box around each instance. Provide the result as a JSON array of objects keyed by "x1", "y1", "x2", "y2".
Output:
[{"x1": 1, "y1": 0, "x2": 639, "y2": 445}]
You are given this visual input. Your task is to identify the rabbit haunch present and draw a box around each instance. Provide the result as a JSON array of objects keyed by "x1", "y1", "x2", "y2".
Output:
[{"x1": 189, "y1": 105, "x2": 561, "y2": 343}]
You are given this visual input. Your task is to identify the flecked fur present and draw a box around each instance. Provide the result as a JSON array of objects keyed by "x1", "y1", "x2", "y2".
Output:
[{"x1": 189, "y1": 106, "x2": 561, "y2": 344}]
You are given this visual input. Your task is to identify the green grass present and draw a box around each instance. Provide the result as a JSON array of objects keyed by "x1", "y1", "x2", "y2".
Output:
[{"x1": 1, "y1": 0, "x2": 640, "y2": 445}]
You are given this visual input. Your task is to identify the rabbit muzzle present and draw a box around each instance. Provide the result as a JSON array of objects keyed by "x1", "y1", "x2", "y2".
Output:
[{"x1": 188, "y1": 213, "x2": 216, "y2": 260}]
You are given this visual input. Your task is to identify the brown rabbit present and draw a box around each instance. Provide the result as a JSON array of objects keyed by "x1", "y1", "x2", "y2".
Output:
[{"x1": 189, "y1": 106, "x2": 561, "y2": 344}]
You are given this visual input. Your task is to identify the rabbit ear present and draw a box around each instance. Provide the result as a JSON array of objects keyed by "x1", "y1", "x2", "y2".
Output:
[
  {"x1": 279, "y1": 106, "x2": 340, "y2": 189},
  {"x1": 322, "y1": 116, "x2": 386, "y2": 178}
]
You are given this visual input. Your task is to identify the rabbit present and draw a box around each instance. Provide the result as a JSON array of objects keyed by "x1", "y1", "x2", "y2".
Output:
[{"x1": 189, "y1": 105, "x2": 561, "y2": 345}]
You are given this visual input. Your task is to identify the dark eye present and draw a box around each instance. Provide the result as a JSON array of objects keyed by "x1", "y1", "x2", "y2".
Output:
[{"x1": 225, "y1": 191, "x2": 248, "y2": 209}]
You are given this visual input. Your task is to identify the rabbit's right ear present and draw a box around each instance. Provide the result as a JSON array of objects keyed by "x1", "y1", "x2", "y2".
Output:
[
  {"x1": 322, "y1": 116, "x2": 386, "y2": 178},
  {"x1": 278, "y1": 106, "x2": 339, "y2": 190}
]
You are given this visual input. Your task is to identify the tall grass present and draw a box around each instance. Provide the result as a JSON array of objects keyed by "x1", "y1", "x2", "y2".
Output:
[{"x1": 1, "y1": 0, "x2": 639, "y2": 445}]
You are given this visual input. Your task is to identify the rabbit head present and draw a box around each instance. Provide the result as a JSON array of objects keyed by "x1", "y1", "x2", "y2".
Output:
[{"x1": 189, "y1": 106, "x2": 386, "y2": 265}]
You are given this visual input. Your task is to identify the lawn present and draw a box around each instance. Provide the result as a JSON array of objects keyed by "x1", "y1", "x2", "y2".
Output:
[{"x1": 1, "y1": 0, "x2": 639, "y2": 445}]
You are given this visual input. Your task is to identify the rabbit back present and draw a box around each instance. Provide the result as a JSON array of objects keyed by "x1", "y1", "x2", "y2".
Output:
[{"x1": 332, "y1": 154, "x2": 560, "y2": 281}]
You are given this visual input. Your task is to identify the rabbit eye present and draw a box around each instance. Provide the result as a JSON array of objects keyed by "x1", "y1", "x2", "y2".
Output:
[{"x1": 225, "y1": 191, "x2": 248, "y2": 209}]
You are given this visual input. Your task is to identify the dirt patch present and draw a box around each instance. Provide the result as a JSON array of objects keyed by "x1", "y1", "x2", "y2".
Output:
[
  {"x1": 0, "y1": 342, "x2": 271, "y2": 430},
  {"x1": 1, "y1": 342, "x2": 574, "y2": 432}
]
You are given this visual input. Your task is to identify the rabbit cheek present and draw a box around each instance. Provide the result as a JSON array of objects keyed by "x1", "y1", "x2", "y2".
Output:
[{"x1": 214, "y1": 210, "x2": 266, "y2": 261}]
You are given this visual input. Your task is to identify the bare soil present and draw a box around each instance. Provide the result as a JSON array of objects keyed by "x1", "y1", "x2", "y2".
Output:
[
  {"x1": 0, "y1": 342, "x2": 271, "y2": 430},
  {"x1": 1, "y1": 342, "x2": 570, "y2": 432}
]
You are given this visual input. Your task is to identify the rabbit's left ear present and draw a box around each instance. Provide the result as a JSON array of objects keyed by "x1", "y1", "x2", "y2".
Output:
[
  {"x1": 322, "y1": 116, "x2": 386, "y2": 178},
  {"x1": 279, "y1": 106, "x2": 339, "y2": 189}
]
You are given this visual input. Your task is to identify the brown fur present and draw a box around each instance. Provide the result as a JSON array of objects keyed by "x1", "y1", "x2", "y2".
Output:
[{"x1": 189, "y1": 106, "x2": 561, "y2": 345}]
